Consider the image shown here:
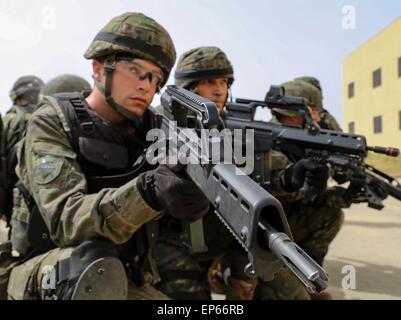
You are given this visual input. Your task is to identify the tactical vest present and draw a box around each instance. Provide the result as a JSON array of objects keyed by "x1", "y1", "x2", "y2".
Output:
[{"x1": 18, "y1": 93, "x2": 158, "y2": 262}]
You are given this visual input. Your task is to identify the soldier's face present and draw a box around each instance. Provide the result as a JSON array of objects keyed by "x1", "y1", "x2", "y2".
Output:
[
  {"x1": 113, "y1": 58, "x2": 163, "y2": 118},
  {"x1": 195, "y1": 78, "x2": 229, "y2": 112},
  {"x1": 311, "y1": 110, "x2": 321, "y2": 123},
  {"x1": 279, "y1": 115, "x2": 304, "y2": 127},
  {"x1": 96, "y1": 58, "x2": 162, "y2": 119}
]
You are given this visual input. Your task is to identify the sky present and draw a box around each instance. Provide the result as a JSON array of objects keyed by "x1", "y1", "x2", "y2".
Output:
[{"x1": 0, "y1": 0, "x2": 400, "y2": 124}]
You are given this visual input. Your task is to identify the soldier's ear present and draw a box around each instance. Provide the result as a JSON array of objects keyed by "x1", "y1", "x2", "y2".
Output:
[
  {"x1": 188, "y1": 83, "x2": 198, "y2": 94},
  {"x1": 92, "y1": 60, "x2": 104, "y2": 81}
]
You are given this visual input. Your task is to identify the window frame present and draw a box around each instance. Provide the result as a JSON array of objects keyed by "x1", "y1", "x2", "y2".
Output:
[
  {"x1": 373, "y1": 68, "x2": 382, "y2": 88},
  {"x1": 373, "y1": 115, "x2": 382, "y2": 134}
]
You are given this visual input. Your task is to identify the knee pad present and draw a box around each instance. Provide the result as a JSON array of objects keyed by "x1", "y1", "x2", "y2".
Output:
[
  {"x1": 59, "y1": 239, "x2": 128, "y2": 300},
  {"x1": 71, "y1": 256, "x2": 127, "y2": 300}
]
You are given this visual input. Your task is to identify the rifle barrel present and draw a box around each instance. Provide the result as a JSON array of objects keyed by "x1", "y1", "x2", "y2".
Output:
[{"x1": 367, "y1": 146, "x2": 399, "y2": 157}]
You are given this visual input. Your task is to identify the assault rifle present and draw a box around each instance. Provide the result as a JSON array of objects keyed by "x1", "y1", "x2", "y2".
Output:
[
  {"x1": 148, "y1": 85, "x2": 328, "y2": 293},
  {"x1": 224, "y1": 85, "x2": 401, "y2": 210}
]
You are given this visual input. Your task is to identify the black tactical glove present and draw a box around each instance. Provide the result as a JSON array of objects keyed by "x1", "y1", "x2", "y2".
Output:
[
  {"x1": 282, "y1": 158, "x2": 329, "y2": 194},
  {"x1": 333, "y1": 172, "x2": 349, "y2": 185},
  {"x1": 137, "y1": 165, "x2": 210, "y2": 222},
  {"x1": 368, "y1": 178, "x2": 390, "y2": 200}
]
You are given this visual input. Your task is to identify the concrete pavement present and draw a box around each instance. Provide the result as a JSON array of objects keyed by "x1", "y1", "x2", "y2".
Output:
[{"x1": 324, "y1": 196, "x2": 401, "y2": 300}]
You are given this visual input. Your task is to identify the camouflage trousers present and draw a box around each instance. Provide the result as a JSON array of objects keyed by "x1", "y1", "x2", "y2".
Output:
[
  {"x1": 286, "y1": 201, "x2": 345, "y2": 265},
  {"x1": 155, "y1": 212, "x2": 251, "y2": 300},
  {"x1": 7, "y1": 244, "x2": 169, "y2": 300},
  {"x1": 154, "y1": 240, "x2": 211, "y2": 300},
  {"x1": 254, "y1": 201, "x2": 344, "y2": 300},
  {"x1": 155, "y1": 202, "x2": 343, "y2": 300}
]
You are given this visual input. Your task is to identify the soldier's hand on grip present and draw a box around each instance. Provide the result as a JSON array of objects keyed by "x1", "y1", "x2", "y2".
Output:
[
  {"x1": 282, "y1": 158, "x2": 329, "y2": 193},
  {"x1": 137, "y1": 165, "x2": 210, "y2": 222}
]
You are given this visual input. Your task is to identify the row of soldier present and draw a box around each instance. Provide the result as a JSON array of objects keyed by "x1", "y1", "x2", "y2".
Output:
[{"x1": 0, "y1": 12, "x2": 346, "y2": 300}]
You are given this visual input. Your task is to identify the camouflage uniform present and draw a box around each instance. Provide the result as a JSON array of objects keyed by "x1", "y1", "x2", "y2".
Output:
[
  {"x1": 6, "y1": 12, "x2": 185, "y2": 300},
  {"x1": 10, "y1": 75, "x2": 93, "y2": 256},
  {"x1": 0, "y1": 75, "x2": 44, "y2": 299},
  {"x1": 0, "y1": 76, "x2": 44, "y2": 231},
  {"x1": 254, "y1": 79, "x2": 344, "y2": 300},
  {"x1": 155, "y1": 47, "x2": 258, "y2": 300}
]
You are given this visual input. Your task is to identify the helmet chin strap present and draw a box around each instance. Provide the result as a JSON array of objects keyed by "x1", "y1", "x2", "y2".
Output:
[{"x1": 94, "y1": 57, "x2": 140, "y2": 123}]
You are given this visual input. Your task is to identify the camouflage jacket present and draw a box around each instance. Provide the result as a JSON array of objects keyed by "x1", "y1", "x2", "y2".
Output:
[
  {"x1": 0, "y1": 105, "x2": 34, "y2": 221},
  {"x1": 16, "y1": 97, "x2": 160, "y2": 247},
  {"x1": 266, "y1": 116, "x2": 301, "y2": 202},
  {"x1": 319, "y1": 109, "x2": 342, "y2": 131},
  {"x1": 1, "y1": 105, "x2": 34, "y2": 158}
]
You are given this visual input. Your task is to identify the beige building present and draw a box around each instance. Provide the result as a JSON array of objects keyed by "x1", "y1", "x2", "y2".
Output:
[{"x1": 343, "y1": 17, "x2": 401, "y2": 150}]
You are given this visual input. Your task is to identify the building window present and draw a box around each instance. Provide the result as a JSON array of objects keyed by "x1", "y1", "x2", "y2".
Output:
[
  {"x1": 399, "y1": 57, "x2": 401, "y2": 77},
  {"x1": 373, "y1": 68, "x2": 382, "y2": 88},
  {"x1": 348, "y1": 82, "x2": 354, "y2": 98},
  {"x1": 373, "y1": 116, "x2": 382, "y2": 134},
  {"x1": 348, "y1": 122, "x2": 355, "y2": 134}
]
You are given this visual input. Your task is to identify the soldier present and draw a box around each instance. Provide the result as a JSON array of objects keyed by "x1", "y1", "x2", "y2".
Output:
[
  {"x1": 156, "y1": 48, "x2": 330, "y2": 301},
  {"x1": 294, "y1": 76, "x2": 342, "y2": 131},
  {"x1": 41, "y1": 74, "x2": 91, "y2": 96},
  {"x1": 5, "y1": 12, "x2": 209, "y2": 300},
  {"x1": 174, "y1": 47, "x2": 234, "y2": 113},
  {"x1": 155, "y1": 47, "x2": 259, "y2": 300},
  {"x1": 204, "y1": 79, "x2": 334, "y2": 300},
  {"x1": 254, "y1": 79, "x2": 344, "y2": 300},
  {"x1": 9, "y1": 74, "x2": 93, "y2": 258},
  {"x1": 0, "y1": 76, "x2": 44, "y2": 227},
  {"x1": 0, "y1": 75, "x2": 44, "y2": 299}
]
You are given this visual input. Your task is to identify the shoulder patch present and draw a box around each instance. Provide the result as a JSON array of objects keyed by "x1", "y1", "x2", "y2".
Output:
[{"x1": 33, "y1": 155, "x2": 64, "y2": 185}]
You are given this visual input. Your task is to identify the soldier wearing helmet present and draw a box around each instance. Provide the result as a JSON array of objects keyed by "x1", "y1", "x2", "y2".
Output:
[
  {"x1": 9, "y1": 75, "x2": 44, "y2": 106},
  {"x1": 6, "y1": 12, "x2": 209, "y2": 300},
  {"x1": 175, "y1": 46, "x2": 234, "y2": 112},
  {"x1": 1, "y1": 74, "x2": 91, "y2": 245},
  {"x1": 154, "y1": 47, "x2": 259, "y2": 301},
  {"x1": 271, "y1": 80, "x2": 323, "y2": 126},
  {"x1": 198, "y1": 79, "x2": 335, "y2": 301},
  {"x1": 41, "y1": 74, "x2": 92, "y2": 96},
  {"x1": 255, "y1": 79, "x2": 344, "y2": 300},
  {"x1": 293, "y1": 76, "x2": 342, "y2": 131},
  {"x1": 0, "y1": 76, "x2": 44, "y2": 227}
]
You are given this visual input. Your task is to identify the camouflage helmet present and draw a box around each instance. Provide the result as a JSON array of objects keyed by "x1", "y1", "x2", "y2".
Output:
[
  {"x1": 41, "y1": 74, "x2": 91, "y2": 96},
  {"x1": 84, "y1": 12, "x2": 176, "y2": 87},
  {"x1": 294, "y1": 76, "x2": 322, "y2": 94},
  {"x1": 175, "y1": 46, "x2": 234, "y2": 89},
  {"x1": 9, "y1": 75, "x2": 44, "y2": 104},
  {"x1": 273, "y1": 80, "x2": 323, "y2": 117}
]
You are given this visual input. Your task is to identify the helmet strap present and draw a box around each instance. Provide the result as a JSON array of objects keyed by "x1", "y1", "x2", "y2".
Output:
[{"x1": 95, "y1": 56, "x2": 139, "y2": 122}]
